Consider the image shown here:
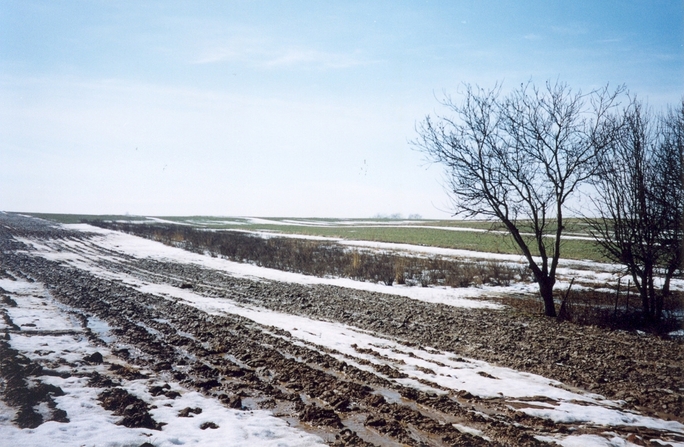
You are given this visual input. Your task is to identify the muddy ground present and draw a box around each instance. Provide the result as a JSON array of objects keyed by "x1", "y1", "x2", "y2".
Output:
[{"x1": 0, "y1": 213, "x2": 682, "y2": 446}]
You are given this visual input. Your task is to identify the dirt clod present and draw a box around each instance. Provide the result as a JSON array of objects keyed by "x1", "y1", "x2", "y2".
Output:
[
  {"x1": 98, "y1": 388, "x2": 163, "y2": 430},
  {"x1": 299, "y1": 404, "x2": 343, "y2": 429}
]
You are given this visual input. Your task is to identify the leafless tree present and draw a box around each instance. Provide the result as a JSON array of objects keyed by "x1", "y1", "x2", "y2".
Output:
[
  {"x1": 657, "y1": 101, "x2": 684, "y2": 303},
  {"x1": 587, "y1": 99, "x2": 683, "y2": 323},
  {"x1": 414, "y1": 80, "x2": 622, "y2": 317}
]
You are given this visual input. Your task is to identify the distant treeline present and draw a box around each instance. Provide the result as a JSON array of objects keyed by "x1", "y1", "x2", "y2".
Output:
[{"x1": 87, "y1": 221, "x2": 526, "y2": 288}]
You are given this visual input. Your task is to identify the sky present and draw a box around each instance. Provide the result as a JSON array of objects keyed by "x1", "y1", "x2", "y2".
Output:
[{"x1": 1, "y1": 1, "x2": 682, "y2": 218}]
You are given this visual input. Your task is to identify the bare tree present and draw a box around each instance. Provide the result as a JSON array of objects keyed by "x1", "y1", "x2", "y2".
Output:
[
  {"x1": 657, "y1": 101, "x2": 684, "y2": 306},
  {"x1": 414, "y1": 80, "x2": 621, "y2": 317},
  {"x1": 587, "y1": 99, "x2": 683, "y2": 323}
]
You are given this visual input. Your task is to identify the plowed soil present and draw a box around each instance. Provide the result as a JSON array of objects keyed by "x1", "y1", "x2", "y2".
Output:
[{"x1": 0, "y1": 213, "x2": 682, "y2": 446}]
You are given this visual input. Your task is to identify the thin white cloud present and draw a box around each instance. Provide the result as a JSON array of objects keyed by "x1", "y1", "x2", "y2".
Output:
[
  {"x1": 550, "y1": 24, "x2": 588, "y2": 35},
  {"x1": 182, "y1": 23, "x2": 371, "y2": 70},
  {"x1": 653, "y1": 52, "x2": 680, "y2": 62},
  {"x1": 261, "y1": 48, "x2": 370, "y2": 69},
  {"x1": 0, "y1": 74, "x2": 439, "y2": 217},
  {"x1": 191, "y1": 47, "x2": 240, "y2": 64},
  {"x1": 189, "y1": 40, "x2": 370, "y2": 69},
  {"x1": 188, "y1": 35, "x2": 262, "y2": 65},
  {"x1": 524, "y1": 33, "x2": 543, "y2": 41}
]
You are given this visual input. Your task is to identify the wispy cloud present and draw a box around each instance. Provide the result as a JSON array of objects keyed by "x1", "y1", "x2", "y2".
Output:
[
  {"x1": 190, "y1": 40, "x2": 371, "y2": 70},
  {"x1": 191, "y1": 47, "x2": 240, "y2": 64},
  {"x1": 653, "y1": 52, "x2": 681, "y2": 62},
  {"x1": 188, "y1": 33, "x2": 264, "y2": 65},
  {"x1": 550, "y1": 23, "x2": 588, "y2": 36},
  {"x1": 261, "y1": 48, "x2": 369, "y2": 69},
  {"x1": 524, "y1": 33, "x2": 543, "y2": 41}
]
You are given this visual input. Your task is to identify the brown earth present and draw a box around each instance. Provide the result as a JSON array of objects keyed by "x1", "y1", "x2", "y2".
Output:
[{"x1": 0, "y1": 213, "x2": 682, "y2": 446}]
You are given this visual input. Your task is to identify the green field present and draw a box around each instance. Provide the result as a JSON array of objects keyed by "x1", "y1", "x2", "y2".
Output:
[{"x1": 23, "y1": 213, "x2": 606, "y2": 262}]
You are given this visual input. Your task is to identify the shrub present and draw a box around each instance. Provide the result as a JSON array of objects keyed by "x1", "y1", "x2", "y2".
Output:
[{"x1": 88, "y1": 221, "x2": 524, "y2": 290}]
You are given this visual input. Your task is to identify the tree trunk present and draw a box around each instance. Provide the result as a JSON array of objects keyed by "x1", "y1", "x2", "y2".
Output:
[
  {"x1": 658, "y1": 265, "x2": 676, "y2": 322},
  {"x1": 634, "y1": 272, "x2": 650, "y2": 317},
  {"x1": 655, "y1": 292, "x2": 664, "y2": 322},
  {"x1": 539, "y1": 277, "x2": 557, "y2": 317},
  {"x1": 640, "y1": 289, "x2": 650, "y2": 319},
  {"x1": 647, "y1": 272, "x2": 656, "y2": 321}
]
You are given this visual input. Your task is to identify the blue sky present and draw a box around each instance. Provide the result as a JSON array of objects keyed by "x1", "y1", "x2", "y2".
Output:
[{"x1": 1, "y1": 1, "x2": 681, "y2": 218}]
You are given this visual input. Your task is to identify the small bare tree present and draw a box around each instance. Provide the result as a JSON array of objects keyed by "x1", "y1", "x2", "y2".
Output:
[
  {"x1": 657, "y1": 102, "x2": 684, "y2": 303},
  {"x1": 414, "y1": 80, "x2": 621, "y2": 317},
  {"x1": 587, "y1": 99, "x2": 683, "y2": 323}
]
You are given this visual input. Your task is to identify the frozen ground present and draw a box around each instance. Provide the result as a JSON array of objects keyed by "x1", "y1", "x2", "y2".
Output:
[
  {"x1": 1, "y1": 216, "x2": 683, "y2": 446},
  {"x1": 47, "y1": 223, "x2": 684, "y2": 299},
  {"x1": 26, "y1": 224, "x2": 507, "y2": 309},
  {"x1": 0, "y1": 278, "x2": 325, "y2": 447}
]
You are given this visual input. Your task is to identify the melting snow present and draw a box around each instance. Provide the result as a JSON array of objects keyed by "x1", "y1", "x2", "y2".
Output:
[
  {"x1": 0, "y1": 278, "x2": 325, "y2": 447},
  {"x1": 29, "y1": 224, "x2": 504, "y2": 309},
  {"x1": 8, "y1": 224, "x2": 684, "y2": 446}
]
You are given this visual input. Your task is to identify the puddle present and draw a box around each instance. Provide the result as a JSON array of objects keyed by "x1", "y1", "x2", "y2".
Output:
[{"x1": 87, "y1": 315, "x2": 115, "y2": 343}]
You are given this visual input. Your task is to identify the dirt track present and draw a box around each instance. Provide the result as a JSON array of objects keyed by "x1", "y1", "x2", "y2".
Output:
[{"x1": 1, "y1": 213, "x2": 683, "y2": 446}]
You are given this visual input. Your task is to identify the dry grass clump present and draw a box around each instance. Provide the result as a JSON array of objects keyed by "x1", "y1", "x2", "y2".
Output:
[
  {"x1": 89, "y1": 221, "x2": 524, "y2": 289},
  {"x1": 497, "y1": 288, "x2": 684, "y2": 334}
]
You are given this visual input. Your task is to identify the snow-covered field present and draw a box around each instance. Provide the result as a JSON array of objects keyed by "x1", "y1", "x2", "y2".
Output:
[
  {"x1": 0, "y1": 278, "x2": 325, "y2": 447},
  {"x1": 1, "y1": 222, "x2": 680, "y2": 446},
  {"x1": 20, "y1": 224, "x2": 507, "y2": 309}
]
